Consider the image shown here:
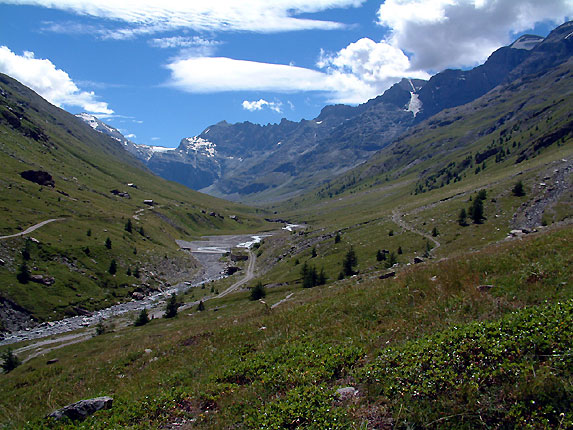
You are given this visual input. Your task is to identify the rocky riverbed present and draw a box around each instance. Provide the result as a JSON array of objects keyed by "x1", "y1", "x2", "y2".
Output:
[{"x1": 0, "y1": 233, "x2": 269, "y2": 346}]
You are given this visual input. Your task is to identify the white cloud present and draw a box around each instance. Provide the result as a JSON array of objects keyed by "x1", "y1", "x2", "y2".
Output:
[
  {"x1": 166, "y1": 56, "x2": 377, "y2": 104},
  {"x1": 6, "y1": 0, "x2": 366, "y2": 36},
  {"x1": 167, "y1": 57, "x2": 420, "y2": 103},
  {"x1": 149, "y1": 36, "x2": 219, "y2": 50},
  {"x1": 125, "y1": 133, "x2": 136, "y2": 139},
  {"x1": 317, "y1": 38, "x2": 429, "y2": 95},
  {"x1": 242, "y1": 99, "x2": 283, "y2": 113},
  {"x1": 0, "y1": 46, "x2": 113, "y2": 114},
  {"x1": 377, "y1": 0, "x2": 573, "y2": 71}
]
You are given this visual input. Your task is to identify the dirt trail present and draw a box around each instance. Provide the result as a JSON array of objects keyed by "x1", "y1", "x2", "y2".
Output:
[
  {"x1": 177, "y1": 250, "x2": 257, "y2": 314},
  {"x1": 392, "y1": 209, "x2": 440, "y2": 255},
  {"x1": 0, "y1": 218, "x2": 64, "y2": 240}
]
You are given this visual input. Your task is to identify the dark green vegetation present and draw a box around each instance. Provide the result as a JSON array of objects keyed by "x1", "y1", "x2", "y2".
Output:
[
  {"x1": 1, "y1": 348, "x2": 20, "y2": 373},
  {"x1": 1, "y1": 22, "x2": 572, "y2": 430},
  {"x1": 0, "y1": 73, "x2": 270, "y2": 325},
  {"x1": 249, "y1": 282, "x2": 266, "y2": 301}
]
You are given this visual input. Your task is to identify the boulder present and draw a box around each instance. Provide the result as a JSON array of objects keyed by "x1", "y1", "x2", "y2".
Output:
[
  {"x1": 413, "y1": 257, "x2": 424, "y2": 264},
  {"x1": 29, "y1": 275, "x2": 55, "y2": 286},
  {"x1": 131, "y1": 291, "x2": 144, "y2": 300},
  {"x1": 379, "y1": 271, "x2": 396, "y2": 280},
  {"x1": 336, "y1": 387, "x2": 359, "y2": 401},
  {"x1": 20, "y1": 170, "x2": 55, "y2": 187},
  {"x1": 47, "y1": 396, "x2": 113, "y2": 421}
]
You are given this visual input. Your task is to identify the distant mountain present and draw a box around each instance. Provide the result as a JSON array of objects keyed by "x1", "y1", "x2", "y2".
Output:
[{"x1": 80, "y1": 22, "x2": 572, "y2": 203}]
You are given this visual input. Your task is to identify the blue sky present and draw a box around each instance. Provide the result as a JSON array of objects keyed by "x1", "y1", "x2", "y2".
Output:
[{"x1": 0, "y1": 1, "x2": 571, "y2": 148}]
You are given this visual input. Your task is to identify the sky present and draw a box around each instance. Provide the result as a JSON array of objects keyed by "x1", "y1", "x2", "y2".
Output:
[{"x1": 0, "y1": 1, "x2": 571, "y2": 148}]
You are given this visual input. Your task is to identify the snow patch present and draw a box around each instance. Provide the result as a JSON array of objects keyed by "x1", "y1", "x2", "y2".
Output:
[
  {"x1": 181, "y1": 136, "x2": 217, "y2": 157},
  {"x1": 406, "y1": 92, "x2": 422, "y2": 117},
  {"x1": 148, "y1": 146, "x2": 173, "y2": 153},
  {"x1": 510, "y1": 35, "x2": 544, "y2": 50},
  {"x1": 315, "y1": 120, "x2": 323, "y2": 125},
  {"x1": 76, "y1": 113, "x2": 99, "y2": 130}
]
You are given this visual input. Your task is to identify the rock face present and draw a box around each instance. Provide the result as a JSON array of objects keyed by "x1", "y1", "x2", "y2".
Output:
[
  {"x1": 20, "y1": 170, "x2": 55, "y2": 187},
  {"x1": 47, "y1": 396, "x2": 113, "y2": 421}
]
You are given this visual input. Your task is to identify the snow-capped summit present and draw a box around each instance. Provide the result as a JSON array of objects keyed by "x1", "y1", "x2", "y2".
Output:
[
  {"x1": 510, "y1": 35, "x2": 544, "y2": 51},
  {"x1": 179, "y1": 136, "x2": 217, "y2": 158}
]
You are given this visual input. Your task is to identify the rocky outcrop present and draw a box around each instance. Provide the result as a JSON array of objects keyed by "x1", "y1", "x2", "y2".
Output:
[
  {"x1": 47, "y1": 396, "x2": 113, "y2": 421},
  {"x1": 20, "y1": 170, "x2": 55, "y2": 187}
]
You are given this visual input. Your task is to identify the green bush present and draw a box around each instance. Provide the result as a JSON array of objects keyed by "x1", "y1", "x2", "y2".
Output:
[
  {"x1": 134, "y1": 308, "x2": 150, "y2": 326},
  {"x1": 1, "y1": 349, "x2": 21, "y2": 373},
  {"x1": 250, "y1": 282, "x2": 266, "y2": 301}
]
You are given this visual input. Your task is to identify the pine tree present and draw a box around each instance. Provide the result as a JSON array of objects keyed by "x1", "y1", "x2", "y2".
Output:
[
  {"x1": 1, "y1": 349, "x2": 21, "y2": 373},
  {"x1": 21, "y1": 240, "x2": 31, "y2": 261},
  {"x1": 16, "y1": 263, "x2": 30, "y2": 284},
  {"x1": 334, "y1": 233, "x2": 341, "y2": 244},
  {"x1": 469, "y1": 198, "x2": 485, "y2": 224},
  {"x1": 317, "y1": 267, "x2": 327, "y2": 285},
  {"x1": 397, "y1": 246, "x2": 403, "y2": 255},
  {"x1": 125, "y1": 219, "x2": 133, "y2": 233},
  {"x1": 376, "y1": 249, "x2": 383, "y2": 261},
  {"x1": 164, "y1": 293, "x2": 179, "y2": 318},
  {"x1": 105, "y1": 237, "x2": 112, "y2": 249},
  {"x1": 458, "y1": 208, "x2": 468, "y2": 226},
  {"x1": 250, "y1": 282, "x2": 266, "y2": 300},
  {"x1": 342, "y1": 246, "x2": 357, "y2": 276},
  {"x1": 512, "y1": 180, "x2": 525, "y2": 197},
  {"x1": 386, "y1": 251, "x2": 397, "y2": 268},
  {"x1": 134, "y1": 308, "x2": 150, "y2": 326},
  {"x1": 311, "y1": 247, "x2": 317, "y2": 258},
  {"x1": 432, "y1": 227, "x2": 439, "y2": 237},
  {"x1": 197, "y1": 300, "x2": 205, "y2": 311},
  {"x1": 108, "y1": 259, "x2": 117, "y2": 275}
]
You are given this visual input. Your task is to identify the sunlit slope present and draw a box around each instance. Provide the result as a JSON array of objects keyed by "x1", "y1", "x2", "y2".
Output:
[{"x1": 0, "y1": 73, "x2": 270, "y2": 324}]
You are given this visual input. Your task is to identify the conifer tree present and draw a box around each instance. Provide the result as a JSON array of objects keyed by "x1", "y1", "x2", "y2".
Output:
[
  {"x1": 342, "y1": 246, "x2": 357, "y2": 276},
  {"x1": 250, "y1": 282, "x2": 266, "y2": 300},
  {"x1": 134, "y1": 308, "x2": 150, "y2": 326},
  {"x1": 164, "y1": 293, "x2": 179, "y2": 318},
  {"x1": 1, "y1": 349, "x2": 21, "y2": 373}
]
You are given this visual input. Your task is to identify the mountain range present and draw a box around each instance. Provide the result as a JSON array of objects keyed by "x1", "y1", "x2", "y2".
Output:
[{"x1": 77, "y1": 25, "x2": 572, "y2": 203}]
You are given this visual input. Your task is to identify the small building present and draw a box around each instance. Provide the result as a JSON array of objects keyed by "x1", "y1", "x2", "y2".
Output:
[{"x1": 143, "y1": 199, "x2": 155, "y2": 206}]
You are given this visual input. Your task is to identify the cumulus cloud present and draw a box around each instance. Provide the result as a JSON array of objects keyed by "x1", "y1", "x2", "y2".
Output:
[
  {"x1": 242, "y1": 99, "x2": 283, "y2": 113},
  {"x1": 377, "y1": 0, "x2": 573, "y2": 71},
  {"x1": 317, "y1": 38, "x2": 429, "y2": 95},
  {"x1": 125, "y1": 133, "x2": 136, "y2": 139},
  {"x1": 5, "y1": 0, "x2": 365, "y2": 36},
  {"x1": 0, "y1": 46, "x2": 113, "y2": 114}
]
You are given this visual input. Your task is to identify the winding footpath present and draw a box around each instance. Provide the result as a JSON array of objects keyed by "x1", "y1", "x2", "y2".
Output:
[
  {"x1": 0, "y1": 218, "x2": 64, "y2": 240},
  {"x1": 392, "y1": 209, "x2": 441, "y2": 255}
]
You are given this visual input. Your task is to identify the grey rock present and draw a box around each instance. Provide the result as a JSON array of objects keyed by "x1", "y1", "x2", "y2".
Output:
[
  {"x1": 47, "y1": 396, "x2": 113, "y2": 421},
  {"x1": 336, "y1": 387, "x2": 359, "y2": 401}
]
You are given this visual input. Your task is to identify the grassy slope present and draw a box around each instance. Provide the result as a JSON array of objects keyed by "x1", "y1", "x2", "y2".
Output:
[
  {"x1": 0, "y1": 74, "x2": 272, "y2": 322},
  {"x1": 0, "y1": 56, "x2": 572, "y2": 429}
]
